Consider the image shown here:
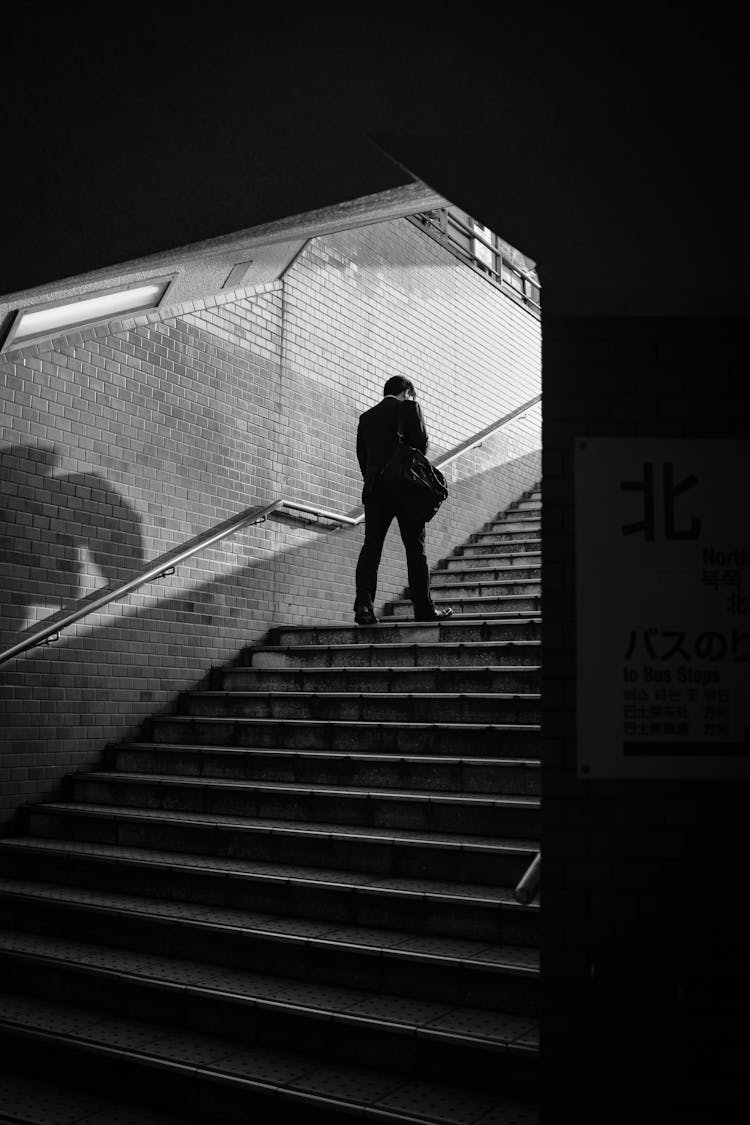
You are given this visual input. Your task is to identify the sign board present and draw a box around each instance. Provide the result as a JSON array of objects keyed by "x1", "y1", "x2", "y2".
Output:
[{"x1": 575, "y1": 438, "x2": 750, "y2": 778}]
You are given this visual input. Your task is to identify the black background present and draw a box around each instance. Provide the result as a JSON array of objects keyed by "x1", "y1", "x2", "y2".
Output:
[{"x1": 2, "y1": 3, "x2": 746, "y2": 317}]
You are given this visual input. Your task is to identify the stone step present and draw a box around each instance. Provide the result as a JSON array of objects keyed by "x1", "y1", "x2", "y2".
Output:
[
  {"x1": 219, "y1": 664, "x2": 540, "y2": 694},
  {"x1": 107, "y1": 745, "x2": 541, "y2": 796},
  {"x1": 68, "y1": 773, "x2": 541, "y2": 838},
  {"x1": 0, "y1": 933, "x2": 537, "y2": 1093},
  {"x1": 268, "y1": 616, "x2": 542, "y2": 647},
  {"x1": 432, "y1": 565, "x2": 541, "y2": 584},
  {"x1": 0, "y1": 484, "x2": 544, "y2": 1125},
  {"x1": 0, "y1": 878, "x2": 539, "y2": 1012},
  {"x1": 387, "y1": 596, "x2": 541, "y2": 618},
  {"x1": 0, "y1": 994, "x2": 538, "y2": 1122},
  {"x1": 419, "y1": 579, "x2": 542, "y2": 598},
  {"x1": 20, "y1": 804, "x2": 538, "y2": 886},
  {"x1": 486, "y1": 513, "x2": 541, "y2": 528},
  {"x1": 248, "y1": 639, "x2": 542, "y2": 669},
  {"x1": 441, "y1": 552, "x2": 541, "y2": 572},
  {"x1": 146, "y1": 715, "x2": 541, "y2": 756},
  {"x1": 0, "y1": 840, "x2": 540, "y2": 945},
  {"x1": 469, "y1": 530, "x2": 541, "y2": 547},
  {"x1": 458, "y1": 540, "x2": 541, "y2": 557},
  {"x1": 476, "y1": 521, "x2": 540, "y2": 536},
  {"x1": 0, "y1": 1070, "x2": 192, "y2": 1125},
  {"x1": 0, "y1": 883, "x2": 538, "y2": 1018},
  {"x1": 480, "y1": 525, "x2": 540, "y2": 541},
  {"x1": 180, "y1": 690, "x2": 542, "y2": 725}
]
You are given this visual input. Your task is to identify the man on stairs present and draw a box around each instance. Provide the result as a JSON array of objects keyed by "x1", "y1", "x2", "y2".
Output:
[{"x1": 353, "y1": 375, "x2": 453, "y2": 626}]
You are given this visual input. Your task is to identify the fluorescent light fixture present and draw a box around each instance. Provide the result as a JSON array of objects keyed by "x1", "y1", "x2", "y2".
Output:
[{"x1": 3, "y1": 277, "x2": 173, "y2": 350}]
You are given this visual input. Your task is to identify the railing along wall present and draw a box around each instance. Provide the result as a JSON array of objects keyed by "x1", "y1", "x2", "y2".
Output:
[
  {"x1": 408, "y1": 209, "x2": 541, "y2": 317},
  {"x1": 0, "y1": 394, "x2": 541, "y2": 669}
]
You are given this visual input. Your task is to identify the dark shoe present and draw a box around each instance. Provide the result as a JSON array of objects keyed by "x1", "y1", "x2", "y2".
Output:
[
  {"x1": 414, "y1": 606, "x2": 453, "y2": 622},
  {"x1": 354, "y1": 606, "x2": 379, "y2": 625}
]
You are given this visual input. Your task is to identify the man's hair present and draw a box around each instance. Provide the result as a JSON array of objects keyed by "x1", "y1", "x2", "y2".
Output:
[{"x1": 383, "y1": 376, "x2": 415, "y2": 398}]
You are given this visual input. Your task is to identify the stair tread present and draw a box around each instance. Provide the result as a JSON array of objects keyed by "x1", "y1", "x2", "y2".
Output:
[
  {"x1": 385, "y1": 616, "x2": 539, "y2": 625},
  {"x1": 231, "y1": 657, "x2": 541, "y2": 666},
  {"x1": 438, "y1": 574, "x2": 540, "y2": 581},
  {"x1": 0, "y1": 994, "x2": 538, "y2": 1123},
  {"x1": 447, "y1": 560, "x2": 542, "y2": 566},
  {"x1": 0, "y1": 839, "x2": 538, "y2": 905},
  {"x1": 390, "y1": 597, "x2": 540, "y2": 608},
  {"x1": 251, "y1": 640, "x2": 542, "y2": 653},
  {"x1": 275, "y1": 616, "x2": 542, "y2": 632},
  {"x1": 0, "y1": 929, "x2": 538, "y2": 1045},
  {"x1": 120, "y1": 744, "x2": 542, "y2": 767},
  {"x1": 23, "y1": 803, "x2": 537, "y2": 850},
  {"x1": 0, "y1": 1070, "x2": 192, "y2": 1125},
  {"x1": 155, "y1": 716, "x2": 542, "y2": 731},
  {"x1": 0, "y1": 490, "x2": 543, "y2": 1124},
  {"x1": 429, "y1": 595, "x2": 539, "y2": 603},
  {"x1": 0, "y1": 877, "x2": 540, "y2": 969},
  {"x1": 433, "y1": 572, "x2": 541, "y2": 579},
  {"x1": 449, "y1": 551, "x2": 541, "y2": 558},
  {"x1": 429, "y1": 577, "x2": 541, "y2": 585},
  {"x1": 78, "y1": 771, "x2": 541, "y2": 806},
  {"x1": 446, "y1": 566, "x2": 541, "y2": 574},
  {"x1": 190, "y1": 690, "x2": 542, "y2": 701}
]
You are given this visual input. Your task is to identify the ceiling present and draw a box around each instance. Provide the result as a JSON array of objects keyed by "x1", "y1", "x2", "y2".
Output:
[{"x1": 2, "y1": 6, "x2": 745, "y2": 319}]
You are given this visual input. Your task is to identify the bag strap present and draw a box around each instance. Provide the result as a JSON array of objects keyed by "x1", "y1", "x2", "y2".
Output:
[{"x1": 395, "y1": 399, "x2": 405, "y2": 443}]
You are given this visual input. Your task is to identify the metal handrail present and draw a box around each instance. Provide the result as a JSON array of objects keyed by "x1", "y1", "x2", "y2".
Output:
[
  {"x1": 0, "y1": 393, "x2": 541, "y2": 668},
  {"x1": 412, "y1": 211, "x2": 541, "y2": 313},
  {"x1": 514, "y1": 851, "x2": 541, "y2": 904},
  {"x1": 446, "y1": 212, "x2": 538, "y2": 282},
  {"x1": 0, "y1": 501, "x2": 285, "y2": 668},
  {"x1": 432, "y1": 394, "x2": 541, "y2": 472},
  {"x1": 277, "y1": 499, "x2": 362, "y2": 526}
]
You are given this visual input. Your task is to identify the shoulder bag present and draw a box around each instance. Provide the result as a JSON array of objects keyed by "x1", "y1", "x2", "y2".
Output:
[{"x1": 380, "y1": 402, "x2": 449, "y2": 522}]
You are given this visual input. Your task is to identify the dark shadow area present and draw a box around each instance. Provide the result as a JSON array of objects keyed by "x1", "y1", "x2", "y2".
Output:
[
  {"x1": 540, "y1": 314, "x2": 750, "y2": 1125},
  {"x1": 0, "y1": 444, "x2": 145, "y2": 642},
  {"x1": 0, "y1": 127, "x2": 414, "y2": 296}
]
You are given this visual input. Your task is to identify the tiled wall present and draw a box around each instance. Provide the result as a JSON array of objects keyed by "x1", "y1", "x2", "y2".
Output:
[
  {"x1": 273, "y1": 219, "x2": 542, "y2": 622},
  {"x1": 0, "y1": 218, "x2": 541, "y2": 830},
  {"x1": 541, "y1": 315, "x2": 750, "y2": 1123}
]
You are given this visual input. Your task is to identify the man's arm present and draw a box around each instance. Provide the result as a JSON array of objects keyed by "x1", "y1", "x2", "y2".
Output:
[
  {"x1": 356, "y1": 418, "x2": 367, "y2": 477},
  {"x1": 405, "y1": 400, "x2": 429, "y2": 454}
]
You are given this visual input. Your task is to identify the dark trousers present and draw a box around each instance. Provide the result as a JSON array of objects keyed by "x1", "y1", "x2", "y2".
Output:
[{"x1": 354, "y1": 484, "x2": 432, "y2": 613}]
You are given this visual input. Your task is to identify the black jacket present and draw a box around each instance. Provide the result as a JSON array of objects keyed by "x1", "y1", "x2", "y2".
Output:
[{"x1": 356, "y1": 396, "x2": 429, "y2": 501}]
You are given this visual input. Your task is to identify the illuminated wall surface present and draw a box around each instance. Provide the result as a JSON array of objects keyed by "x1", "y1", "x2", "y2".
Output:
[{"x1": 0, "y1": 217, "x2": 541, "y2": 828}]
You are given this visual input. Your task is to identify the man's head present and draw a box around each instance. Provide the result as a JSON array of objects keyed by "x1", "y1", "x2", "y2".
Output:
[{"x1": 383, "y1": 376, "x2": 416, "y2": 401}]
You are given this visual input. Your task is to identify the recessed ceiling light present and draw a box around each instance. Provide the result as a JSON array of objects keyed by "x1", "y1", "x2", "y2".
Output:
[{"x1": 3, "y1": 277, "x2": 174, "y2": 350}]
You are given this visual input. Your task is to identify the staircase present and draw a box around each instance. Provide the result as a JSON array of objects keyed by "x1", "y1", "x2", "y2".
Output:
[{"x1": 0, "y1": 484, "x2": 542, "y2": 1125}]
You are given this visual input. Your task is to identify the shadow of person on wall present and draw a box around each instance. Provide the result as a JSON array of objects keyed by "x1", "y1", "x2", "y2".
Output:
[{"x1": 0, "y1": 443, "x2": 145, "y2": 641}]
